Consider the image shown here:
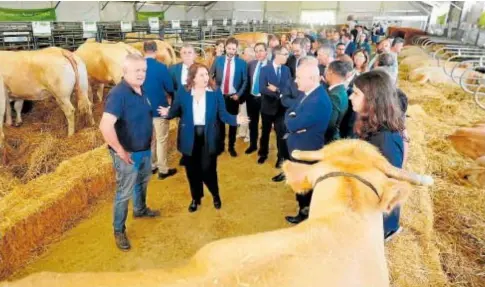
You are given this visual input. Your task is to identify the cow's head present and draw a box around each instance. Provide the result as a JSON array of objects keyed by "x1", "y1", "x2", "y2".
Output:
[{"x1": 282, "y1": 140, "x2": 433, "y2": 218}]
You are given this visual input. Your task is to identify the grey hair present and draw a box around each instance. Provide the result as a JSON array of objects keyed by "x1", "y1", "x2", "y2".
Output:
[
  {"x1": 297, "y1": 56, "x2": 320, "y2": 78},
  {"x1": 317, "y1": 44, "x2": 335, "y2": 57},
  {"x1": 181, "y1": 43, "x2": 195, "y2": 52},
  {"x1": 123, "y1": 53, "x2": 145, "y2": 70}
]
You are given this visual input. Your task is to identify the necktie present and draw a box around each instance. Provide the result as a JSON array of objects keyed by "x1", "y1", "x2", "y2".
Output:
[
  {"x1": 223, "y1": 57, "x2": 232, "y2": 94},
  {"x1": 276, "y1": 66, "x2": 281, "y2": 82},
  {"x1": 252, "y1": 62, "x2": 261, "y2": 95}
]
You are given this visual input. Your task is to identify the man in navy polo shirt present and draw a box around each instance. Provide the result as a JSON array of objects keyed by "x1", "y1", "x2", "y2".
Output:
[
  {"x1": 143, "y1": 41, "x2": 177, "y2": 180},
  {"x1": 99, "y1": 53, "x2": 160, "y2": 251}
]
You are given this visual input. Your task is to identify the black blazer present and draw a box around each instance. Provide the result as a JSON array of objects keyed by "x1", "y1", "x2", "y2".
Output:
[
  {"x1": 259, "y1": 64, "x2": 292, "y2": 116},
  {"x1": 286, "y1": 55, "x2": 298, "y2": 79}
]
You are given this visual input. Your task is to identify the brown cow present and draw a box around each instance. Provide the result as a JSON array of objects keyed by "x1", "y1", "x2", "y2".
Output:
[
  {"x1": 1, "y1": 139, "x2": 433, "y2": 287},
  {"x1": 0, "y1": 47, "x2": 94, "y2": 146},
  {"x1": 448, "y1": 124, "x2": 485, "y2": 186},
  {"x1": 75, "y1": 41, "x2": 141, "y2": 102}
]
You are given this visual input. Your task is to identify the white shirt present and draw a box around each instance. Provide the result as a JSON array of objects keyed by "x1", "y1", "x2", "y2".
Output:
[
  {"x1": 328, "y1": 83, "x2": 345, "y2": 91},
  {"x1": 252, "y1": 60, "x2": 267, "y2": 96},
  {"x1": 181, "y1": 64, "x2": 189, "y2": 85},
  {"x1": 192, "y1": 89, "x2": 206, "y2": 125},
  {"x1": 273, "y1": 62, "x2": 281, "y2": 76},
  {"x1": 221, "y1": 56, "x2": 236, "y2": 95}
]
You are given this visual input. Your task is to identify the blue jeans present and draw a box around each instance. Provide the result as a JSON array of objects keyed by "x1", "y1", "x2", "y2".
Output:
[{"x1": 110, "y1": 149, "x2": 152, "y2": 233}]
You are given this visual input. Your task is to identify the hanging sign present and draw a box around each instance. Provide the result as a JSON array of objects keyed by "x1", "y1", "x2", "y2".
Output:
[
  {"x1": 223, "y1": 18, "x2": 227, "y2": 26},
  {"x1": 148, "y1": 17, "x2": 159, "y2": 31},
  {"x1": 232, "y1": 18, "x2": 237, "y2": 25},
  {"x1": 120, "y1": 21, "x2": 132, "y2": 32},
  {"x1": 192, "y1": 19, "x2": 198, "y2": 27},
  {"x1": 171, "y1": 20, "x2": 180, "y2": 29},
  {"x1": 31, "y1": 21, "x2": 51, "y2": 36},
  {"x1": 207, "y1": 19, "x2": 213, "y2": 26},
  {"x1": 82, "y1": 21, "x2": 97, "y2": 32},
  {"x1": 242, "y1": 19, "x2": 248, "y2": 24}
]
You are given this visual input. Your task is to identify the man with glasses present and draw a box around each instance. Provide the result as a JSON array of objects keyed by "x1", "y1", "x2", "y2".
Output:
[
  {"x1": 245, "y1": 42, "x2": 268, "y2": 155},
  {"x1": 335, "y1": 43, "x2": 346, "y2": 57},
  {"x1": 258, "y1": 46, "x2": 292, "y2": 171}
]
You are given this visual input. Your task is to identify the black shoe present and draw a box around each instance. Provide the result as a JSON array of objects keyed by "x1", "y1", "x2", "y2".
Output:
[
  {"x1": 285, "y1": 212, "x2": 308, "y2": 224},
  {"x1": 158, "y1": 168, "x2": 177, "y2": 180},
  {"x1": 272, "y1": 172, "x2": 286, "y2": 182},
  {"x1": 114, "y1": 231, "x2": 131, "y2": 251},
  {"x1": 133, "y1": 207, "x2": 161, "y2": 218},
  {"x1": 275, "y1": 158, "x2": 284, "y2": 169},
  {"x1": 188, "y1": 200, "x2": 199, "y2": 213},
  {"x1": 179, "y1": 157, "x2": 185, "y2": 166},
  {"x1": 245, "y1": 146, "x2": 257, "y2": 154},
  {"x1": 229, "y1": 148, "x2": 237, "y2": 157},
  {"x1": 257, "y1": 156, "x2": 267, "y2": 164},
  {"x1": 213, "y1": 196, "x2": 222, "y2": 209},
  {"x1": 151, "y1": 167, "x2": 158, "y2": 174}
]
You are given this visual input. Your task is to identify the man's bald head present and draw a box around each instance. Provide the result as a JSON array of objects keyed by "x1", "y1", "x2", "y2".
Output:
[{"x1": 296, "y1": 56, "x2": 320, "y2": 93}]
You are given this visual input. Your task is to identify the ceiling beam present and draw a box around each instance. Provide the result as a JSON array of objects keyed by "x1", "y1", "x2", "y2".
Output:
[
  {"x1": 163, "y1": 1, "x2": 175, "y2": 13},
  {"x1": 135, "y1": 1, "x2": 147, "y2": 12},
  {"x1": 100, "y1": 1, "x2": 110, "y2": 11},
  {"x1": 54, "y1": 1, "x2": 61, "y2": 9},
  {"x1": 204, "y1": 2, "x2": 217, "y2": 12}
]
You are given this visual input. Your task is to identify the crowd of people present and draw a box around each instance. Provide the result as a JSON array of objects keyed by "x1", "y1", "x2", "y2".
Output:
[{"x1": 99, "y1": 26, "x2": 409, "y2": 251}]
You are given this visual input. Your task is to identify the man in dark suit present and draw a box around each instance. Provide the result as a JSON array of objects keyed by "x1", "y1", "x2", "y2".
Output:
[
  {"x1": 316, "y1": 44, "x2": 335, "y2": 84},
  {"x1": 258, "y1": 45, "x2": 292, "y2": 168},
  {"x1": 284, "y1": 57, "x2": 332, "y2": 225},
  {"x1": 210, "y1": 37, "x2": 248, "y2": 157},
  {"x1": 286, "y1": 38, "x2": 307, "y2": 79},
  {"x1": 324, "y1": 60, "x2": 351, "y2": 143},
  {"x1": 169, "y1": 43, "x2": 196, "y2": 92},
  {"x1": 168, "y1": 43, "x2": 196, "y2": 166},
  {"x1": 342, "y1": 33, "x2": 356, "y2": 56},
  {"x1": 245, "y1": 42, "x2": 269, "y2": 155}
]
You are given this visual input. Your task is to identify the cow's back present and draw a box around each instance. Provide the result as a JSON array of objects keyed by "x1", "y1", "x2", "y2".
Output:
[
  {"x1": 0, "y1": 49, "x2": 75, "y2": 99},
  {"x1": 75, "y1": 42, "x2": 111, "y2": 83}
]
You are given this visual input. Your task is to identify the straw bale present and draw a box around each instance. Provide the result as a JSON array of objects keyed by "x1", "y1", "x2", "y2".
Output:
[{"x1": 0, "y1": 145, "x2": 115, "y2": 279}]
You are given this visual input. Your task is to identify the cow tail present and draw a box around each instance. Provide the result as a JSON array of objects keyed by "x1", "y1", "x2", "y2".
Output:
[{"x1": 60, "y1": 50, "x2": 89, "y2": 115}]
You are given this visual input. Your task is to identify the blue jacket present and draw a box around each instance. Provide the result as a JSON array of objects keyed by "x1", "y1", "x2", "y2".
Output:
[
  {"x1": 166, "y1": 88, "x2": 237, "y2": 156},
  {"x1": 143, "y1": 58, "x2": 174, "y2": 117},
  {"x1": 285, "y1": 85, "x2": 333, "y2": 155},
  {"x1": 210, "y1": 55, "x2": 248, "y2": 97},
  {"x1": 168, "y1": 62, "x2": 185, "y2": 92},
  {"x1": 345, "y1": 42, "x2": 357, "y2": 57},
  {"x1": 259, "y1": 63, "x2": 293, "y2": 116}
]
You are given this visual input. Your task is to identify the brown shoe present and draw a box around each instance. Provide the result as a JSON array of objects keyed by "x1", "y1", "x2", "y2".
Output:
[{"x1": 114, "y1": 231, "x2": 131, "y2": 251}]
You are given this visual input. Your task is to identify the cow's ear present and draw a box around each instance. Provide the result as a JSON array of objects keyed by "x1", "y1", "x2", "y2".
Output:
[
  {"x1": 282, "y1": 161, "x2": 314, "y2": 193},
  {"x1": 378, "y1": 179, "x2": 412, "y2": 213}
]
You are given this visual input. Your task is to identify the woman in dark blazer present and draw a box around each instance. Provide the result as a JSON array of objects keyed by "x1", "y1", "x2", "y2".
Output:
[
  {"x1": 159, "y1": 63, "x2": 248, "y2": 212},
  {"x1": 349, "y1": 69, "x2": 407, "y2": 242}
]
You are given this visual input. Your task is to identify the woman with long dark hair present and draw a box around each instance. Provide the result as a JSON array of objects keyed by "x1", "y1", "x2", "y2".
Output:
[
  {"x1": 349, "y1": 69, "x2": 406, "y2": 241},
  {"x1": 159, "y1": 63, "x2": 248, "y2": 212}
]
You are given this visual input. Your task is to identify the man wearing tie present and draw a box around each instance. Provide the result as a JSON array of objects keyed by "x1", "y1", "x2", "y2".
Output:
[
  {"x1": 284, "y1": 57, "x2": 333, "y2": 225},
  {"x1": 245, "y1": 42, "x2": 268, "y2": 155},
  {"x1": 210, "y1": 37, "x2": 248, "y2": 157},
  {"x1": 258, "y1": 45, "x2": 291, "y2": 168},
  {"x1": 266, "y1": 34, "x2": 280, "y2": 62}
]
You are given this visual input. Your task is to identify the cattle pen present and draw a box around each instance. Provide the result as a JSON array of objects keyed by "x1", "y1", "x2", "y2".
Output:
[{"x1": 0, "y1": 1, "x2": 484, "y2": 287}]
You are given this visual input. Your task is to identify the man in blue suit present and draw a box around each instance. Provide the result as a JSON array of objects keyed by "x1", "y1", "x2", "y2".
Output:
[
  {"x1": 258, "y1": 45, "x2": 292, "y2": 169},
  {"x1": 169, "y1": 43, "x2": 196, "y2": 92},
  {"x1": 210, "y1": 37, "x2": 248, "y2": 157},
  {"x1": 168, "y1": 43, "x2": 196, "y2": 166},
  {"x1": 244, "y1": 42, "x2": 269, "y2": 155},
  {"x1": 342, "y1": 33, "x2": 356, "y2": 57},
  {"x1": 284, "y1": 57, "x2": 333, "y2": 225}
]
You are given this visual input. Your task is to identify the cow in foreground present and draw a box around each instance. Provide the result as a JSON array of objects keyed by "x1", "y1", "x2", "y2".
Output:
[
  {"x1": 0, "y1": 47, "x2": 94, "y2": 149},
  {"x1": 2, "y1": 139, "x2": 433, "y2": 287}
]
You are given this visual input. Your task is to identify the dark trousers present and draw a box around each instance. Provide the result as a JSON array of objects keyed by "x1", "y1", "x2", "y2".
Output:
[
  {"x1": 184, "y1": 126, "x2": 219, "y2": 201},
  {"x1": 384, "y1": 206, "x2": 401, "y2": 236},
  {"x1": 218, "y1": 95, "x2": 239, "y2": 152},
  {"x1": 246, "y1": 95, "x2": 262, "y2": 148},
  {"x1": 258, "y1": 111, "x2": 289, "y2": 160}
]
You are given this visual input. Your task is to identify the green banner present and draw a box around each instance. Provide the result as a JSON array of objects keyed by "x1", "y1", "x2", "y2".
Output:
[
  {"x1": 437, "y1": 13, "x2": 447, "y2": 25},
  {"x1": 136, "y1": 11, "x2": 164, "y2": 21},
  {"x1": 0, "y1": 7, "x2": 56, "y2": 21},
  {"x1": 479, "y1": 12, "x2": 485, "y2": 28}
]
